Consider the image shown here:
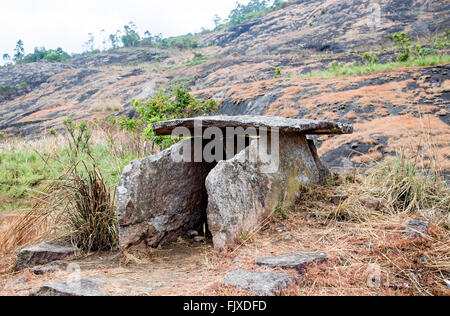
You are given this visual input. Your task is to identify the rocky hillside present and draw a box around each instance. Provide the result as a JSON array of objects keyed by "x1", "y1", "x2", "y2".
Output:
[{"x1": 0, "y1": 0, "x2": 449, "y2": 170}]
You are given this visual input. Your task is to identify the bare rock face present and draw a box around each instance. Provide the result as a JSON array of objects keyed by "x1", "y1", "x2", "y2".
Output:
[
  {"x1": 206, "y1": 134, "x2": 329, "y2": 249},
  {"x1": 17, "y1": 243, "x2": 76, "y2": 270},
  {"x1": 222, "y1": 269, "x2": 295, "y2": 296},
  {"x1": 116, "y1": 139, "x2": 216, "y2": 249}
]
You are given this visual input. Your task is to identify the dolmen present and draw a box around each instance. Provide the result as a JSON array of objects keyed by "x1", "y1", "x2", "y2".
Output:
[{"x1": 116, "y1": 115, "x2": 353, "y2": 250}]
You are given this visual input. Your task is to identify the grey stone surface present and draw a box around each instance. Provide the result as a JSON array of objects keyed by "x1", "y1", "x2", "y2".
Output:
[
  {"x1": 404, "y1": 218, "x2": 430, "y2": 239},
  {"x1": 30, "y1": 261, "x2": 67, "y2": 275},
  {"x1": 255, "y1": 252, "x2": 327, "y2": 270},
  {"x1": 206, "y1": 134, "x2": 329, "y2": 249},
  {"x1": 32, "y1": 279, "x2": 108, "y2": 297},
  {"x1": 17, "y1": 243, "x2": 76, "y2": 270},
  {"x1": 116, "y1": 139, "x2": 216, "y2": 249},
  {"x1": 222, "y1": 269, "x2": 295, "y2": 296},
  {"x1": 360, "y1": 197, "x2": 386, "y2": 210},
  {"x1": 153, "y1": 115, "x2": 353, "y2": 136},
  {"x1": 3, "y1": 277, "x2": 27, "y2": 290}
]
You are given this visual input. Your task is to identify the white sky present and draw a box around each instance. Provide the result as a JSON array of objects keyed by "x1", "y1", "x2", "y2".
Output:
[{"x1": 0, "y1": 0, "x2": 249, "y2": 60}]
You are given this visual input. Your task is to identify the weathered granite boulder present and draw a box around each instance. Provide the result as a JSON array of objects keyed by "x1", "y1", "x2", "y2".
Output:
[
  {"x1": 116, "y1": 138, "x2": 216, "y2": 249},
  {"x1": 222, "y1": 269, "x2": 295, "y2": 296},
  {"x1": 17, "y1": 243, "x2": 76, "y2": 270},
  {"x1": 32, "y1": 279, "x2": 107, "y2": 297},
  {"x1": 206, "y1": 134, "x2": 329, "y2": 249},
  {"x1": 255, "y1": 252, "x2": 327, "y2": 270}
]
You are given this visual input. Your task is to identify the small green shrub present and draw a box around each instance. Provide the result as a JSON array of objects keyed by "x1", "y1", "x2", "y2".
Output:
[
  {"x1": 133, "y1": 88, "x2": 218, "y2": 148},
  {"x1": 63, "y1": 117, "x2": 92, "y2": 158},
  {"x1": 19, "y1": 81, "x2": 28, "y2": 90},
  {"x1": 392, "y1": 32, "x2": 412, "y2": 61},
  {"x1": 362, "y1": 53, "x2": 379, "y2": 65},
  {"x1": 274, "y1": 67, "x2": 282, "y2": 78}
]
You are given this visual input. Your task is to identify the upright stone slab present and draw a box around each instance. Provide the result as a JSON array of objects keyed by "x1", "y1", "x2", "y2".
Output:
[
  {"x1": 116, "y1": 139, "x2": 215, "y2": 249},
  {"x1": 205, "y1": 133, "x2": 330, "y2": 249}
]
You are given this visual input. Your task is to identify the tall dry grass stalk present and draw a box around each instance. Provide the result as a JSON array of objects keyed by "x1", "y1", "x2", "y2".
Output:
[{"x1": 0, "y1": 183, "x2": 62, "y2": 258}]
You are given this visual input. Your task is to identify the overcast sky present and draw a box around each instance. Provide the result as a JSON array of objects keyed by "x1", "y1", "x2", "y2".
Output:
[{"x1": 0, "y1": 0, "x2": 249, "y2": 60}]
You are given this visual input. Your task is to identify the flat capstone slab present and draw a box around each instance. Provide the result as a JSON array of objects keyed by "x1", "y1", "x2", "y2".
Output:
[
  {"x1": 153, "y1": 115, "x2": 354, "y2": 136},
  {"x1": 255, "y1": 252, "x2": 327, "y2": 270},
  {"x1": 32, "y1": 279, "x2": 108, "y2": 297},
  {"x1": 221, "y1": 269, "x2": 296, "y2": 296}
]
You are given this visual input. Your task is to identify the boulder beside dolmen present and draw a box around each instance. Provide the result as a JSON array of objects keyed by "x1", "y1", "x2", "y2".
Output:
[{"x1": 116, "y1": 115, "x2": 353, "y2": 250}]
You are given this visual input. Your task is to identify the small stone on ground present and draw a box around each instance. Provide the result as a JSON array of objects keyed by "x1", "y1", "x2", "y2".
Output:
[
  {"x1": 404, "y1": 218, "x2": 430, "y2": 239},
  {"x1": 3, "y1": 277, "x2": 27, "y2": 290},
  {"x1": 222, "y1": 269, "x2": 295, "y2": 296},
  {"x1": 32, "y1": 279, "x2": 108, "y2": 296},
  {"x1": 17, "y1": 243, "x2": 76, "y2": 270},
  {"x1": 30, "y1": 261, "x2": 67, "y2": 275},
  {"x1": 255, "y1": 252, "x2": 327, "y2": 270}
]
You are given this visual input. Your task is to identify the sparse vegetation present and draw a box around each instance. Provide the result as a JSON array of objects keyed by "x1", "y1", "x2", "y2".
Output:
[
  {"x1": 22, "y1": 47, "x2": 71, "y2": 63},
  {"x1": 305, "y1": 53, "x2": 450, "y2": 77},
  {"x1": 133, "y1": 88, "x2": 218, "y2": 147},
  {"x1": 274, "y1": 67, "x2": 282, "y2": 78}
]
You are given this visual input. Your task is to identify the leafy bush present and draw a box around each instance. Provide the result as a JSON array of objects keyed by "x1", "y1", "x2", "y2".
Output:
[
  {"x1": 392, "y1": 32, "x2": 412, "y2": 62},
  {"x1": 362, "y1": 53, "x2": 378, "y2": 65},
  {"x1": 22, "y1": 47, "x2": 71, "y2": 63},
  {"x1": 133, "y1": 88, "x2": 218, "y2": 147},
  {"x1": 121, "y1": 22, "x2": 141, "y2": 47},
  {"x1": 215, "y1": 0, "x2": 286, "y2": 30},
  {"x1": 18, "y1": 82, "x2": 28, "y2": 90},
  {"x1": 274, "y1": 67, "x2": 281, "y2": 78},
  {"x1": 63, "y1": 117, "x2": 92, "y2": 158}
]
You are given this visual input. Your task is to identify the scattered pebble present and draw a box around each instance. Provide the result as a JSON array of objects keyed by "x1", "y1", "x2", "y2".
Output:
[
  {"x1": 194, "y1": 236, "x2": 206, "y2": 243},
  {"x1": 331, "y1": 194, "x2": 349, "y2": 204},
  {"x1": 306, "y1": 212, "x2": 318, "y2": 222},
  {"x1": 403, "y1": 218, "x2": 430, "y2": 239},
  {"x1": 360, "y1": 197, "x2": 385, "y2": 210},
  {"x1": 187, "y1": 230, "x2": 199, "y2": 238}
]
